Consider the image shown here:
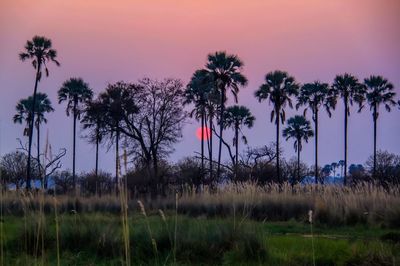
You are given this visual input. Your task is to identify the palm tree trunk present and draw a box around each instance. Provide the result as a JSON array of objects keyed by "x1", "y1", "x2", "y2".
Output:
[
  {"x1": 235, "y1": 122, "x2": 239, "y2": 181},
  {"x1": 344, "y1": 99, "x2": 348, "y2": 185},
  {"x1": 217, "y1": 89, "x2": 225, "y2": 181},
  {"x1": 209, "y1": 114, "x2": 213, "y2": 183},
  {"x1": 73, "y1": 101, "x2": 77, "y2": 191},
  {"x1": 95, "y1": 127, "x2": 99, "y2": 196},
  {"x1": 314, "y1": 109, "x2": 318, "y2": 184},
  {"x1": 297, "y1": 141, "x2": 301, "y2": 184},
  {"x1": 115, "y1": 129, "x2": 120, "y2": 194},
  {"x1": 201, "y1": 110, "x2": 205, "y2": 187},
  {"x1": 276, "y1": 107, "x2": 281, "y2": 182},
  {"x1": 373, "y1": 105, "x2": 377, "y2": 179},
  {"x1": 27, "y1": 64, "x2": 41, "y2": 190},
  {"x1": 37, "y1": 124, "x2": 41, "y2": 187}
]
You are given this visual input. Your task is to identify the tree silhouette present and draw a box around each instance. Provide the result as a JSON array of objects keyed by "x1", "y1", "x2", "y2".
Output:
[
  {"x1": 223, "y1": 105, "x2": 255, "y2": 180},
  {"x1": 58, "y1": 77, "x2": 93, "y2": 190},
  {"x1": 332, "y1": 73, "x2": 365, "y2": 185},
  {"x1": 185, "y1": 69, "x2": 213, "y2": 185},
  {"x1": 19, "y1": 36, "x2": 60, "y2": 189},
  {"x1": 364, "y1": 75, "x2": 396, "y2": 178},
  {"x1": 255, "y1": 70, "x2": 299, "y2": 182},
  {"x1": 82, "y1": 99, "x2": 106, "y2": 182},
  {"x1": 205, "y1": 51, "x2": 248, "y2": 181},
  {"x1": 296, "y1": 81, "x2": 335, "y2": 184},
  {"x1": 282, "y1": 115, "x2": 314, "y2": 184},
  {"x1": 13, "y1": 93, "x2": 54, "y2": 178}
]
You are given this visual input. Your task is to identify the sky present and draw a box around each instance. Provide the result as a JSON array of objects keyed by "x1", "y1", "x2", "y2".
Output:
[{"x1": 0, "y1": 0, "x2": 399, "y2": 174}]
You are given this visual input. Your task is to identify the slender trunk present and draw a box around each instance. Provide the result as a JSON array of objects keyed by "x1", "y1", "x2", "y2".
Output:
[
  {"x1": 314, "y1": 109, "x2": 318, "y2": 184},
  {"x1": 95, "y1": 127, "x2": 99, "y2": 196},
  {"x1": 115, "y1": 129, "x2": 120, "y2": 193},
  {"x1": 235, "y1": 122, "x2": 239, "y2": 181},
  {"x1": 72, "y1": 102, "x2": 77, "y2": 191},
  {"x1": 27, "y1": 64, "x2": 41, "y2": 190},
  {"x1": 297, "y1": 140, "x2": 301, "y2": 183},
  {"x1": 217, "y1": 89, "x2": 225, "y2": 181},
  {"x1": 344, "y1": 98, "x2": 348, "y2": 185},
  {"x1": 373, "y1": 105, "x2": 377, "y2": 179},
  {"x1": 37, "y1": 124, "x2": 41, "y2": 187},
  {"x1": 200, "y1": 111, "x2": 205, "y2": 188},
  {"x1": 209, "y1": 114, "x2": 213, "y2": 183},
  {"x1": 276, "y1": 106, "x2": 281, "y2": 182}
]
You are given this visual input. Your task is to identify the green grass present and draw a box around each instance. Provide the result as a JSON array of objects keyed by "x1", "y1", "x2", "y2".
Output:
[{"x1": 1, "y1": 213, "x2": 399, "y2": 265}]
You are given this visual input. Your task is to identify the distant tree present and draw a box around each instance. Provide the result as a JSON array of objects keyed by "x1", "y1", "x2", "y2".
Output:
[
  {"x1": 348, "y1": 164, "x2": 367, "y2": 184},
  {"x1": 222, "y1": 105, "x2": 255, "y2": 179},
  {"x1": 79, "y1": 171, "x2": 113, "y2": 196},
  {"x1": 13, "y1": 93, "x2": 54, "y2": 176},
  {"x1": 98, "y1": 81, "x2": 138, "y2": 190},
  {"x1": 255, "y1": 70, "x2": 299, "y2": 182},
  {"x1": 296, "y1": 81, "x2": 335, "y2": 183},
  {"x1": 321, "y1": 164, "x2": 332, "y2": 184},
  {"x1": 82, "y1": 99, "x2": 107, "y2": 179},
  {"x1": 364, "y1": 75, "x2": 396, "y2": 178},
  {"x1": 53, "y1": 170, "x2": 74, "y2": 194},
  {"x1": 205, "y1": 51, "x2": 248, "y2": 181},
  {"x1": 332, "y1": 73, "x2": 365, "y2": 185},
  {"x1": 185, "y1": 69, "x2": 213, "y2": 184},
  {"x1": 331, "y1": 162, "x2": 338, "y2": 178},
  {"x1": 19, "y1": 36, "x2": 60, "y2": 189},
  {"x1": 366, "y1": 150, "x2": 400, "y2": 186},
  {"x1": 58, "y1": 77, "x2": 93, "y2": 190},
  {"x1": 0, "y1": 151, "x2": 38, "y2": 190},
  {"x1": 282, "y1": 115, "x2": 314, "y2": 184},
  {"x1": 338, "y1": 160, "x2": 345, "y2": 178}
]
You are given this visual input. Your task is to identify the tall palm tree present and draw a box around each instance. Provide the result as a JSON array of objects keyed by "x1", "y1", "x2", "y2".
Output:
[
  {"x1": 283, "y1": 115, "x2": 314, "y2": 184},
  {"x1": 364, "y1": 75, "x2": 396, "y2": 178},
  {"x1": 185, "y1": 69, "x2": 213, "y2": 183},
  {"x1": 255, "y1": 70, "x2": 299, "y2": 182},
  {"x1": 82, "y1": 99, "x2": 106, "y2": 179},
  {"x1": 13, "y1": 93, "x2": 54, "y2": 179},
  {"x1": 223, "y1": 105, "x2": 255, "y2": 179},
  {"x1": 205, "y1": 51, "x2": 248, "y2": 181},
  {"x1": 296, "y1": 81, "x2": 335, "y2": 184},
  {"x1": 58, "y1": 78, "x2": 93, "y2": 190},
  {"x1": 19, "y1": 36, "x2": 60, "y2": 189},
  {"x1": 332, "y1": 73, "x2": 365, "y2": 185}
]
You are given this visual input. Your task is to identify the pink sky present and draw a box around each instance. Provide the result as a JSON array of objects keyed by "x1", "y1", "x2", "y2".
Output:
[{"x1": 0, "y1": 0, "x2": 399, "y2": 173}]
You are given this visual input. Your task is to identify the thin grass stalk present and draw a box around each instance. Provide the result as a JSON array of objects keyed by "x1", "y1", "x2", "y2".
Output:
[{"x1": 53, "y1": 195, "x2": 60, "y2": 266}]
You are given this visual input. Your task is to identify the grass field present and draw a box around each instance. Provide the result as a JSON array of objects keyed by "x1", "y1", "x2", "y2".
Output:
[{"x1": 0, "y1": 184, "x2": 399, "y2": 265}]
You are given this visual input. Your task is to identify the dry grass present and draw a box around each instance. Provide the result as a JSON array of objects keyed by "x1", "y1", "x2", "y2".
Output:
[{"x1": 1, "y1": 182, "x2": 399, "y2": 227}]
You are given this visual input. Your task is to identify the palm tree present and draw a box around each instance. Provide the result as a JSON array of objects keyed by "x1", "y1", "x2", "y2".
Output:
[
  {"x1": 296, "y1": 81, "x2": 335, "y2": 184},
  {"x1": 364, "y1": 75, "x2": 396, "y2": 178},
  {"x1": 223, "y1": 105, "x2": 255, "y2": 179},
  {"x1": 58, "y1": 78, "x2": 93, "y2": 190},
  {"x1": 185, "y1": 69, "x2": 213, "y2": 183},
  {"x1": 82, "y1": 99, "x2": 106, "y2": 180},
  {"x1": 283, "y1": 115, "x2": 314, "y2": 184},
  {"x1": 19, "y1": 36, "x2": 60, "y2": 189},
  {"x1": 331, "y1": 162, "x2": 338, "y2": 178},
  {"x1": 13, "y1": 93, "x2": 54, "y2": 179},
  {"x1": 338, "y1": 160, "x2": 345, "y2": 178},
  {"x1": 205, "y1": 51, "x2": 248, "y2": 181},
  {"x1": 332, "y1": 74, "x2": 365, "y2": 185},
  {"x1": 255, "y1": 70, "x2": 299, "y2": 182}
]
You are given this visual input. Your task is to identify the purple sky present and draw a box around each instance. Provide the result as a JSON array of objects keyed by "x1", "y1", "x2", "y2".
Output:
[{"x1": 0, "y1": 0, "x2": 399, "y2": 174}]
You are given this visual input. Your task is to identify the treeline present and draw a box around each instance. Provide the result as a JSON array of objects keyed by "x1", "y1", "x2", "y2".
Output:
[{"x1": 3, "y1": 35, "x2": 400, "y2": 193}]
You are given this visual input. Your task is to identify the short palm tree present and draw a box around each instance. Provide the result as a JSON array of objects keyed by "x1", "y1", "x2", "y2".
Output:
[
  {"x1": 297, "y1": 81, "x2": 335, "y2": 184},
  {"x1": 19, "y1": 36, "x2": 60, "y2": 189},
  {"x1": 283, "y1": 115, "x2": 314, "y2": 184},
  {"x1": 255, "y1": 70, "x2": 299, "y2": 182},
  {"x1": 185, "y1": 69, "x2": 213, "y2": 181},
  {"x1": 82, "y1": 99, "x2": 106, "y2": 179},
  {"x1": 13, "y1": 93, "x2": 54, "y2": 178},
  {"x1": 364, "y1": 75, "x2": 396, "y2": 178},
  {"x1": 205, "y1": 51, "x2": 248, "y2": 180},
  {"x1": 332, "y1": 73, "x2": 365, "y2": 185},
  {"x1": 58, "y1": 78, "x2": 93, "y2": 190},
  {"x1": 223, "y1": 105, "x2": 255, "y2": 179}
]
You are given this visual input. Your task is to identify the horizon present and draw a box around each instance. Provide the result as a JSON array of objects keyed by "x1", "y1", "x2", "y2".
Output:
[{"x1": 1, "y1": 0, "x2": 400, "y2": 175}]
